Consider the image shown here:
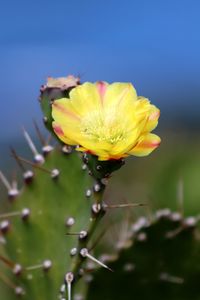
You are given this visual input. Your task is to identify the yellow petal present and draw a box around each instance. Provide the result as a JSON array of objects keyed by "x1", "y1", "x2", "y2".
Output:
[
  {"x1": 128, "y1": 133, "x2": 161, "y2": 157},
  {"x1": 108, "y1": 117, "x2": 148, "y2": 156},
  {"x1": 52, "y1": 98, "x2": 80, "y2": 123},
  {"x1": 143, "y1": 105, "x2": 160, "y2": 133},
  {"x1": 69, "y1": 82, "x2": 103, "y2": 116},
  {"x1": 103, "y1": 82, "x2": 137, "y2": 109},
  {"x1": 52, "y1": 122, "x2": 77, "y2": 145}
]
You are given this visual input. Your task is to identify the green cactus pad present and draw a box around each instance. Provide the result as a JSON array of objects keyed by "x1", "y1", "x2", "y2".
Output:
[
  {"x1": 87, "y1": 210, "x2": 200, "y2": 300},
  {"x1": 0, "y1": 144, "x2": 93, "y2": 299}
]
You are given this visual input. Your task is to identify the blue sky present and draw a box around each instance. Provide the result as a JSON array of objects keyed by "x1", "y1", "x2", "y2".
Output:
[{"x1": 1, "y1": 0, "x2": 200, "y2": 141}]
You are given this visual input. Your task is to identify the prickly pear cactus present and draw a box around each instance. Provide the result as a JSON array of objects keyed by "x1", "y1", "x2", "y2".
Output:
[
  {"x1": 0, "y1": 139, "x2": 95, "y2": 299},
  {"x1": 0, "y1": 76, "x2": 95, "y2": 299},
  {"x1": 87, "y1": 209, "x2": 200, "y2": 300}
]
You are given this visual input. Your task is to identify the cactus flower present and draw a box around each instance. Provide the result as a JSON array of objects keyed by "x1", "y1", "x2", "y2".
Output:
[{"x1": 52, "y1": 82, "x2": 161, "y2": 161}]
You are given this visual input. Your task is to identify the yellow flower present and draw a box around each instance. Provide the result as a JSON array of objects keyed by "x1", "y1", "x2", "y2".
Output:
[{"x1": 52, "y1": 82, "x2": 161, "y2": 161}]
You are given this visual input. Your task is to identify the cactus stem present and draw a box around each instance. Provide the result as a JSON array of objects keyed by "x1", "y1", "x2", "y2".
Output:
[
  {"x1": 22, "y1": 128, "x2": 44, "y2": 164},
  {"x1": 80, "y1": 248, "x2": 113, "y2": 272},
  {"x1": 0, "y1": 208, "x2": 30, "y2": 220},
  {"x1": 103, "y1": 202, "x2": 147, "y2": 209},
  {"x1": 33, "y1": 119, "x2": 46, "y2": 146},
  {"x1": 0, "y1": 271, "x2": 17, "y2": 289},
  {"x1": 177, "y1": 178, "x2": 184, "y2": 217},
  {"x1": 0, "y1": 170, "x2": 19, "y2": 198},
  {"x1": 165, "y1": 216, "x2": 199, "y2": 239},
  {"x1": 65, "y1": 272, "x2": 74, "y2": 300},
  {"x1": 165, "y1": 226, "x2": 184, "y2": 239},
  {"x1": 0, "y1": 170, "x2": 12, "y2": 190},
  {"x1": 0, "y1": 271, "x2": 25, "y2": 296},
  {"x1": 65, "y1": 231, "x2": 87, "y2": 240},
  {"x1": 15, "y1": 156, "x2": 55, "y2": 176},
  {"x1": 159, "y1": 272, "x2": 184, "y2": 284},
  {"x1": 65, "y1": 232, "x2": 82, "y2": 236},
  {"x1": 10, "y1": 147, "x2": 26, "y2": 172},
  {"x1": 26, "y1": 259, "x2": 52, "y2": 271},
  {"x1": 0, "y1": 254, "x2": 15, "y2": 268}
]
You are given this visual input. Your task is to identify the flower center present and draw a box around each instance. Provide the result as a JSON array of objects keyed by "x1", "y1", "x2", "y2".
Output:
[{"x1": 81, "y1": 109, "x2": 128, "y2": 144}]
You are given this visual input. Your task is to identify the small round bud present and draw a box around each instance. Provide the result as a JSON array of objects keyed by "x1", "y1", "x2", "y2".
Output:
[
  {"x1": 93, "y1": 183, "x2": 101, "y2": 192},
  {"x1": 184, "y1": 217, "x2": 197, "y2": 227},
  {"x1": 85, "y1": 189, "x2": 92, "y2": 198},
  {"x1": 42, "y1": 145, "x2": 53, "y2": 155},
  {"x1": 13, "y1": 264, "x2": 22, "y2": 276},
  {"x1": 62, "y1": 145, "x2": 72, "y2": 154},
  {"x1": 65, "y1": 217, "x2": 75, "y2": 227},
  {"x1": 60, "y1": 284, "x2": 66, "y2": 293},
  {"x1": 51, "y1": 168, "x2": 60, "y2": 179},
  {"x1": 70, "y1": 248, "x2": 77, "y2": 256},
  {"x1": 21, "y1": 208, "x2": 30, "y2": 221},
  {"x1": 80, "y1": 248, "x2": 88, "y2": 258},
  {"x1": 8, "y1": 188, "x2": 19, "y2": 199},
  {"x1": 23, "y1": 170, "x2": 34, "y2": 184},
  {"x1": 92, "y1": 203, "x2": 101, "y2": 215},
  {"x1": 79, "y1": 231, "x2": 87, "y2": 240},
  {"x1": 82, "y1": 164, "x2": 87, "y2": 170},
  {"x1": 43, "y1": 259, "x2": 52, "y2": 271},
  {"x1": 15, "y1": 286, "x2": 25, "y2": 296},
  {"x1": 96, "y1": 165, "x2": 102, "y2": 171},
  {"x1": 0, "y1": 220, "x2": 10, "y2": 234},
  {"x1": 65, "y1": 272, "x2": 74, "y2": 284},
  {"x1": 34, "y1": 154, "x2": 44, "y2": 164}
]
